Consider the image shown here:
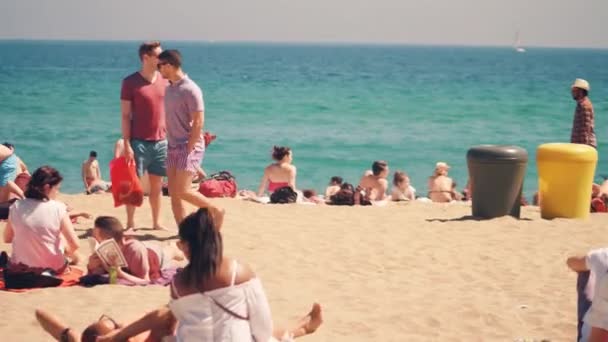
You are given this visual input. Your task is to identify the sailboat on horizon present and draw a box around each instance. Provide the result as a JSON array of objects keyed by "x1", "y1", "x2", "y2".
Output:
[{"x1": 514, "y1": 31, "x2": 526, "y2": 53}]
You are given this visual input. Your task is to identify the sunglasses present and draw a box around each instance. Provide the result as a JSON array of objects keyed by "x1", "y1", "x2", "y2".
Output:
[{"x1": 98, "y1": 314, "x2": 119, "y2": 330}]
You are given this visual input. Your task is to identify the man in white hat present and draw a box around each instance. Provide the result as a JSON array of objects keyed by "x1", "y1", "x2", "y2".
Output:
[{"x1": 570, "y1": 78, "x2": 596, "y2": 148}]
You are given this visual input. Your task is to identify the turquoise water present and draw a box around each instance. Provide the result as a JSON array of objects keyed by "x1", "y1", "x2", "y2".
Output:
[{"x1": 1, "y1": 40, "x2": 607, "y2": 198}]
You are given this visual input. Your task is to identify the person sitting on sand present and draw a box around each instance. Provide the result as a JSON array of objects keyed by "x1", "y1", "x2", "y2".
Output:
[
  {"x1": 3, "y1": 166, "x2": 81, "y2": 272},
  {"x1": 358, "y1": 161, "x2": 389, "y2": 201},
  {"x1": 93, "y1": 208, "x2": 323, "y2": 342},
  {"x1": 391, "y1": 171, "x2": 416, "y2": 201},
  {"x1": 82, "y1": 151, "x2": 111, "y2": 194},
  {"x1": 36, "y1": 302, "x2": 322, "y2": 342},
  {"x1": 0, "y1": 144, "x2": 25, "y2": 202},
  {"x1": 325, "y1": 176, "x2": 343, "y2": 198},
  {"x1": 2, "y1": 142, "x2": 29, "y2": 175},
  {"x1": 567, "y1": 248, "x2": 608, "y2": 342},
  {"x1": 427, "y1": 162, "x2": 455, "y2": 203},
  {"x1": 257, "y1": 146, "x2": 297, "y2": 197},
  {"x1": 87, "y1": 216, "x2": 171, "y2": 285}
]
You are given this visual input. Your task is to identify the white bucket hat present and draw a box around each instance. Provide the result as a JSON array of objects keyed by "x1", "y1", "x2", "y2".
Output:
[{"x1": 572, "y1": 78, "x2": 590, "y2": 91}]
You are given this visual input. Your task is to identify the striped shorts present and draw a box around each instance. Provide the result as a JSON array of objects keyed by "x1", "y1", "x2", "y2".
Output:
[{"x1": 166, "y1": 144, "x2": 205, "y2": 175}]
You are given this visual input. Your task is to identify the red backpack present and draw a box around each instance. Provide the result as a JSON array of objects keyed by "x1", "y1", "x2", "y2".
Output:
[{"x1": 198, "y1": 171, "x2": 237, "y2": 198}]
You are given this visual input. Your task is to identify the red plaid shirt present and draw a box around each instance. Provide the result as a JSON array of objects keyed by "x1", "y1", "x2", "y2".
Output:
[{"x1": 571, "y1": 97, "x2": 596, "y2": 148}]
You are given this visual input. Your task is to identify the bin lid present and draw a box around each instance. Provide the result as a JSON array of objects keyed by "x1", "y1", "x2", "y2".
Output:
[
  {"x1": 537, "y1": 143, "x2": 598, "y2": 162},
  {"x1": 467, "y1": 145, "x2": 528, "y2": 163}
]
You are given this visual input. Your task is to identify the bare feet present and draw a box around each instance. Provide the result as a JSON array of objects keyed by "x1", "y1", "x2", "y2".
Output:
[
  {"x1": 302, "y1": 303, "x2": 323, "y2": 334},
  {"x1": 153, "y1": 225, "x2": 168, "y2": 231}
]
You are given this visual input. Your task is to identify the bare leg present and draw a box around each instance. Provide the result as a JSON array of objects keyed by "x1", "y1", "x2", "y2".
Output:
[
  {"x1": 173, "y1": 169, "x2": 214, "y2": 208},
  {"x1": 173, "y1": 169, "x2": 225, "y2": 229},
  {"x1": 167, "y1": 167, "x2": 186, "y2": 226},
  {"x1": 273, "y1": 303, "x2": 323, "y2": 340},
  {"x1": 126, "y1": 205, "x2": 136, "y2": 230},
  {"x1": 148, "y1": 174, "x2": 165, "y2": 230},
  {"x1": 0, "y1": 186, "x2": 9, "y2": 202}
]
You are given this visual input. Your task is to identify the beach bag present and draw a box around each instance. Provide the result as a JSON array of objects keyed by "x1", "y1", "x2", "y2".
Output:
[
  {"x1": 198, "y1": 171, "x2": 237, "y2": 198},
  {"x1": 109, "y1": 157, "x2": 144, "y2": 207},
  {"x1": 270, "y1": 186, "x2": 298, "y2": 204},
  {"x1": 0, "y1": 199, "x2": 17, "y2": 220},
  {"x1": 3, "y1": 263, "x2": 63, "y2": 289}
]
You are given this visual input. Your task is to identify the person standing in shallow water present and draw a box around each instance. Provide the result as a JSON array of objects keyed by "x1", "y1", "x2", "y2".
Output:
[
  {"x1": 570, "y1": 78, "x2": 597, "y2": 149},
  {"x1": 120, "y1": 41, "x2": 168, "y2": 230},
  {"x1": 157, "y1": 49, "x2": 222, "y2": 224}
]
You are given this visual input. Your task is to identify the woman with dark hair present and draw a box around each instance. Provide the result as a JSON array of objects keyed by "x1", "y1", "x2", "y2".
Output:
[
  {"x1": 257, "y1": 146, "x2": 297, "y2": 197},
  {"x1": 3, "y1": 166, "x2": 80, "y2": 272},
  {"x1": 97, "y1": 208, "x2": 322, "y2": 342}
]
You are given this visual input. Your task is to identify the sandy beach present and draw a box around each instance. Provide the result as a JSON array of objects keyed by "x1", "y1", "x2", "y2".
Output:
[{"x1": 1, "y1": 193, "x2": 607, "y2": 341}]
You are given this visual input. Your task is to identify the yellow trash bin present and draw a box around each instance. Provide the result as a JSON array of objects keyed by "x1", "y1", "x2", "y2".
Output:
[{"x1": 537, "y1": 143, "x2": 597, "y2": 219}]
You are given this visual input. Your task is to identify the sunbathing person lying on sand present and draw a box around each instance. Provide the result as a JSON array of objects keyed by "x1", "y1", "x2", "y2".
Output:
[
  {"x1": 96, "y1": 208, "x2": 323, "y2": 342},
  {"x1": 87, "y1": 216, "x2": 182, "y2": 286},
  {"x1": 325, "y1": 176, "x2": 343, "y2": 198},
  {"x1": 36, "y1": 304, "x2": 322, "y2": 342}
]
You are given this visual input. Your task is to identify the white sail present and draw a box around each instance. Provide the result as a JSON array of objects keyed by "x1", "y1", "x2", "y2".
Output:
[{"x1": 514, "y1": 31, "x2": 526, "y2": 53}]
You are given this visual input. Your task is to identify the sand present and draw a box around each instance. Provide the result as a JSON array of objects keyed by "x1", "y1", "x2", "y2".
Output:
[{"x1": 1, "y1": 193, "x2": 607, "y2": 341}]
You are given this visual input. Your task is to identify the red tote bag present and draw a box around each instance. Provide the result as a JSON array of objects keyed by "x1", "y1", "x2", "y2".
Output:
[{"x1": 109, "y1": 157, "x2": 144, "y2": 207}]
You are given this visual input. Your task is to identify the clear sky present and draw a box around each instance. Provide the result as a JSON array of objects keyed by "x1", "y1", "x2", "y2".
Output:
[{"x1": 1, "y1": 0, "x2": 606, "y2": 48}]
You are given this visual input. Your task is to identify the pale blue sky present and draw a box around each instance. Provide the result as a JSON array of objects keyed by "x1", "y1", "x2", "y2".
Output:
[{"x1": 1, "y1": 0, "x2": 605, "y2": 48}]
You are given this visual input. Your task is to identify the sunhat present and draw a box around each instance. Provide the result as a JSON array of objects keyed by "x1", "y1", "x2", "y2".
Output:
[{"x1": 572, "y1": 78, "x2": 590, "y2": 91}]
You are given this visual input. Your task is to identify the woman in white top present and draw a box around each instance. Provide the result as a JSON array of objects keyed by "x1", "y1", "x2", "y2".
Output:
[
  {"x1": 3, "y1": 166, "x2": 80, "y2": 273},
  {"x1": 97, "y1": 208, "x2": 322, "y2": 342}
]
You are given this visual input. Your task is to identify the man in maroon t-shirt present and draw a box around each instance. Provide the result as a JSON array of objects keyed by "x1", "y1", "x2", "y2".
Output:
[{"x1": 120, "y1": 41, "x2": 169, "y2": 230}]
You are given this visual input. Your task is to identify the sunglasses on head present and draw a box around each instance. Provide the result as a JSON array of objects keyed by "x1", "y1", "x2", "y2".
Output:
[{"x1": 98, "y1": 314, "x2": 119, "y2": 330}]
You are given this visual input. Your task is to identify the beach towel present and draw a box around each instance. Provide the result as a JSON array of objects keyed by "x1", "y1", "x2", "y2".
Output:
[
  {"x1": 0, "y1": 266, "x2": 83, "y2": 292},
  {"x1": 109, "y1": 157, "x2": 144, "y2": 207}
]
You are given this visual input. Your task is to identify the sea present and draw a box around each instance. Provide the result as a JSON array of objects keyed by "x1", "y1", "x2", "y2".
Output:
[{"x1": 1, "y1": 40, "x2": 607, "y2": 199}]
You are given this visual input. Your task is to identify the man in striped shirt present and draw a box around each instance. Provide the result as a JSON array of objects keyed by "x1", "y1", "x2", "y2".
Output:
[{"x1": 570, "y1": 78, "x2": 597, "y2": 148}]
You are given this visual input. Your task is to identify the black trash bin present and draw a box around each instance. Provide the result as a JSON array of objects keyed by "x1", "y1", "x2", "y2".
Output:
[{"x1": 467, "y1": 145, "x2": 528, "y2": 219}]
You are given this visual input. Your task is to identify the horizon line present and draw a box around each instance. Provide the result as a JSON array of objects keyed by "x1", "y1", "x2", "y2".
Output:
[{"x1": 1, "y1": 38, "x2": 607, "y2": 50}]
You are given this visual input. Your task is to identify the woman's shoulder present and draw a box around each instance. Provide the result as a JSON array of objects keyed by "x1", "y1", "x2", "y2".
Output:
[{"x1": 232, "y1": 259, "x2": 256, "y2": 285}]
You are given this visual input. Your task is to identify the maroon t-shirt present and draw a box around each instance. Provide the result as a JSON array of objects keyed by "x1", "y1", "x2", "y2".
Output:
[{"x1": 120, "y1": 72, "x2": 168, "y2": 141}]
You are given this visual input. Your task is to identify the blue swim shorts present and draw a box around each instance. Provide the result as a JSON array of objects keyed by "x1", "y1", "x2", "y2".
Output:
[
  {"x1": 0, "y1": 154, "x2": 18, "y2": 187},
  {"x1": 131, "y1": 139, "x2": 167, "y2": 177}
]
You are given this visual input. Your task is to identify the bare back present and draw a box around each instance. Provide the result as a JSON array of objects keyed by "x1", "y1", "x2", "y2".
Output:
[
  {"x1": 82, "y1": 160, "x2": 100, "y2": 182},
  {"x1": 358, "y1": 175, "x2": 388, "y2": 200},
  {"x1": 428, "y1": 175, "x2": 453, "y2": 203},
  {"x1": 265, "y1": 163, "x2": 295, "y2": 183},
  {"x1": 171, "y1": 257, "x2": 255, "y2": 298}
]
